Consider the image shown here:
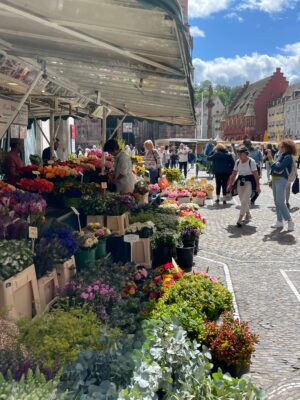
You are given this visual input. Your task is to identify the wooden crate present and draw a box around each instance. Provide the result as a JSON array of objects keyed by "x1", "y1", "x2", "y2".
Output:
[
  {"x1": 106, "y1": 212, "x2": 129, "y2": 235},
  {"x1": 86, "y1": 215, "x2": 105, "y2": 225},
  {"x1": 132, "y1": 238, "x2": 152, "y2": 267},
  {"x1": 206, "y1": 190, "x2": 214, "y2": 200},
  {"x1": 37, "y1": 270, "x2": 59, "y2": 312},
  {"x1": 193, "y1": 197, "x2": 206, "y2": 206},
  {"x1": 0, "y1": 265, "x2": 41, "y2": 321},
  {"x1": 54, "y1": 256, "x2": 76, "y2": 288}
]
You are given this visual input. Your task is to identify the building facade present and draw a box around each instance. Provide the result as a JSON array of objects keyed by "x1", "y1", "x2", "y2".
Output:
[
  {"x1": 222, "y1": 68, "x2": 289, "y2": 141},
  {"x1": 195, "y1": 96, "x2": 225, "y2": 139},
  {"x1": 267, "y1": 98, "x2": 285, "y2": 140},
  {"x1": 284, "y1": 84, "x2": 300, "y2": 139}
]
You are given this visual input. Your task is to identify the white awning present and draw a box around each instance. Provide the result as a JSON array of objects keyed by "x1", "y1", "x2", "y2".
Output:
[{"x1": 0, "y1": 0, "x2": 195, "y2": 125}]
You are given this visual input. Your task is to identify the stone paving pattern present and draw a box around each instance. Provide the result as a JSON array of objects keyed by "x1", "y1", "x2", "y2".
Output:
[{"x1": 193, "y1": 171, "x2": 300, "y2": 398}]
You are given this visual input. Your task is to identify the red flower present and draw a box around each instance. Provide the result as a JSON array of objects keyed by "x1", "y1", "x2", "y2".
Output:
[{"x1": 163, "y1": 263, "x2": 173, "y2": 270}]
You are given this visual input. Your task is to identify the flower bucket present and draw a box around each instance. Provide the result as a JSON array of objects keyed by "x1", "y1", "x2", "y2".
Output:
[
  {"x1": 206, "y1": 190, "x2": 214, "y2": 200},
  {"x1": 54, "y1": 256, "x2": 76, "y2": 288},
  {"x1": 95, "y1": 239, "x2": 107, "y2": 259},
  {"x1": 195, "y1": 197, "x2": 206, "y2": 206},
  {"x1": 182, "y1": 238, "x2": 196, "y2": 248},
  {"x1": 212, "y1": 360, "x2": 250, "y2": 378},
  {"x1": 75, "y1": 248, "x2": 96, "y2": 271},
  {"x1": 176, "y1": 247, "x2": 194, "y2": 272},
  {"x1": 152, "y1": 246, "x2": 174, "y2": 268},
  {"x1": 106, "y1": 213, "x2": 129, "y2": 235},
  {"x1": 0, "y1": 265, "x2": 41, "y2": 320},
  {"x1": 64, "y1": 197, "x2": 81, "y2": 209},
  {"x1": 106, "y1": 236, "x2": 131, "y2": 263}
]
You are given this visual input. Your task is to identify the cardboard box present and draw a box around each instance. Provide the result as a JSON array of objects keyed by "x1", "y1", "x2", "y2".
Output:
[
  {"x1": 132, "y1": 238, "x2": 152, "y2": 267},
  {"x1": 37, "y1": 270, "x2": 59, "y2": 312},
  {"x1": 106, "y1": 213, "x2": 129, "y2": 235},
  {"x1": 54, "y1": 256, "x2": 76, "y2": 288}
]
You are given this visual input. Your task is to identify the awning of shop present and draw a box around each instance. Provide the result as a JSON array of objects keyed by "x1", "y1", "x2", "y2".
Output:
[{"x1": 0, "y1": 0, "x2": 195, "y2": 126}]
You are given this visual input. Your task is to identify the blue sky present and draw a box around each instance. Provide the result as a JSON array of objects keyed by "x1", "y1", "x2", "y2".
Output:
[{"x1": 190, "y1": 0, "x2": 300, "y2": 86}]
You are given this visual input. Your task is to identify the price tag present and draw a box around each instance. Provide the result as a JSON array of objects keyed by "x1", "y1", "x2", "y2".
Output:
[
  {"x1": 71, "y1": 207, "x2": 81, "y2": 231},
  {"x1": 47, "y1": 160, "x2": 54, "y2": 165},
  {"x1": 79, "y1": 171, "x2": 84, "y2": 183},
  {"x1": 28, "y1": 226, "x2": 38, "y2": 239},
  {"x1": 32, "y1": 170, "x2": 41, "y2": 176},
  {"x1": 172, "y1": 258, "x2": 180, "y2": 273},
  {"x1": 101, "y1": 182, "x2": 107, "y2": 189},
  {"x1": 124, "y1": 234, "x2": 140, "y2": 244}
]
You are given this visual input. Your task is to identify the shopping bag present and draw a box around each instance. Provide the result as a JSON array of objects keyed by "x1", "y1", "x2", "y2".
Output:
[{"x1": 292, "y1": 177, "x2": 299, "y2": 194}]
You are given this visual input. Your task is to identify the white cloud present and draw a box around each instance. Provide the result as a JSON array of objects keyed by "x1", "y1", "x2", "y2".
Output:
[
  {"x1": 225, "y1": 12, "x2": 244, "y2": 22},
  {"x1": 239, "y1": 0, "x2": 299, "y2": 13},
  {"x1": 193, "y1": 43, "x2": 300, "y2": 86},
  {"x1": 189, "y1": 0, "x2": 232, "y2": 18},
  {"x1": 190, "y1": 26, "x2": 206, "y2": 38}
]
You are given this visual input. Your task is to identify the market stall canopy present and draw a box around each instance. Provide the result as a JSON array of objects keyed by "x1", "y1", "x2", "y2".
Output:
[{"x1": 0, "y1": 0, "x2": 195, "y2": 126}]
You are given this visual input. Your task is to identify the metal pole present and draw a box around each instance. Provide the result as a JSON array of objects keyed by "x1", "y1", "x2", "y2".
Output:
[
  {"x1": 101, "y1": 107, "x2": 107, "y2": 175},
  {"x1": 50, "y1": 110, "x2": 55, "y2": 160},
  {"x1": 0, "y1": 69, "x2": 43, "y2": 140},
  {"x1": 108, "y1": 114, "x2": 127, "y2": 141},
  {"x1": 200, "y1": 92, "x2": 204, "y2": 139}
]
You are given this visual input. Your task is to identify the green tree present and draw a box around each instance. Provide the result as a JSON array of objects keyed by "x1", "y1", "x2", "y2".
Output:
[{"x1": 194, "y1": 82, "x2": 242, "y2": 107}]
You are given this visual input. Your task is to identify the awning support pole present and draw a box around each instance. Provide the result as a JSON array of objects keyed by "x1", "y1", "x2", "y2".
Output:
[
  {"x1": 108, "y1": 114, "x2": 127, "y2": 141},
  {"x1": 50, "y1": 109, "x2": 55, "y2": 160},
  {"x1": 101, "y1": 107, "x2": 107, "y2": 175},
  {"x1": 35, "y1": 119, "x2": 50, "y2": 146},
  {"x1": 0, "y1": 69, "x2": 43, "y2": 140}
]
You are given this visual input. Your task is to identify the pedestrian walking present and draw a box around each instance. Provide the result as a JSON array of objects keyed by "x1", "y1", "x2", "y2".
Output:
[
  {"x1": 264, "y1": 144, "x2": 276, "y2": 182},
  {"x1": 297, "y1": 146, "x2": 300, "y2": 169},
  {"x1": 143, "y1": 140, "x2": 162, "y2": 184},
  {"x1": 207, "y1": 144, "x2": 235, "y2": 204},
  {"x1": 162, "y1": 145, "x2": 170, "y2": 168},
  {"x1": 227, "y1": 146, "x2": 260, "y2": 228},
  {"x1": 178, "y1": 143, "x2": 189, "y2": 178},
  {"x1": 267, "y1": 139, "x2": 297, "y2": 231},
  {"x1": 170, "y1": 146, "x2": 177, "y2": 169},
  {"x1": 188, "y1": 149, "x2": 196, "y2": 169}
]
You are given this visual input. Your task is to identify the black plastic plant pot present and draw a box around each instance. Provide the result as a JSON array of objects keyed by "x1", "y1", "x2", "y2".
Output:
[
  {"x1": 182, "y1": 238, "x2": 196, "y2": 249},
  {"x1": 106, "y1": 235, "x2": 131, "y2": 263},
  {"x1": 176, "y1": 247, "x2": 194, "y2": 272},
  {"x1": 194, "y1": 237, "x2": 199, "y2": 255},
  {"x1": 152, "y1": 246, "x2": 174, "y2": 268}
]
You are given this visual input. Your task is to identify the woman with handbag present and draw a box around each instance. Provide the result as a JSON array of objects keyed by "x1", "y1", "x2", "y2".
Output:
[
  {"x1": 227, "y1": 147, "x2": 260, "y2": 228},
  {"x1": 144, "y1": 140, "x2": 162, "y2": 184},
  {"x1": 267, "y1": 139, "x2": 297, "y2": 232}
]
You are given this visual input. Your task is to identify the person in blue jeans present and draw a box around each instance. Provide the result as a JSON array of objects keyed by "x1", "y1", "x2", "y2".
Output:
[{"x1": 267, "y1": 139, "x2": 297, "y2": 232}]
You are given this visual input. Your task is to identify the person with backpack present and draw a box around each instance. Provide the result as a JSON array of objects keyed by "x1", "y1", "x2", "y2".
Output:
[
  {"x1": 207, "y1": 144, "x2": 235, "y2": 204},
  {"x1": 227, "y1": 146, "x2": 260, "y2": 227},
  {"x1": 267, "y1": 139, "x2": 297, "y2": 232}
]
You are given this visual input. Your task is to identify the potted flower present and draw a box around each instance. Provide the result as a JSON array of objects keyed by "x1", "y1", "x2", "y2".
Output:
[
  {"x1": 125, "y1": 221, "x2": 155, "y2": 239},
  {"x1": 74, "y1": 231, "x2": 98, "y2": 270},
  {"x1": 176, "y1": 226, "x2": 201, "y2": 272},
  {"x1": 85, "y1": 223, "x2": 111, "y2": 259},
  {"x1": 133, "y1": 181, "x2": 149, "y2": 205},
  {"x1": 194, "y1": 191, "x2": 207, "y2": 206},
  {"x1": 163, "y1": 168, "x2": 184, "y2": 183},
  {"x1": 152, "y1": 230, "x2": 180, "y2": 267},
  {"x1": 203, "y1": 183, "x2": 215, "y2": 199},
  {"x1": 0, "y1": 240, "x2": 40, "y2": 320},
  {"x1": 176, "y1": 189, "x2": 192, "y2": 204},
  {"x1": 81, "y1": 194, "x2": 107, "y2": 224},
  {"x1": 158, "y1": 199, "x2": 179, "y2": 214},
  {"x1": 149, "y1": 183, "x2": 160, "y2": 196},
  {"x1": 205, "y1": 312, "x2": 259, "y2": 377},
  {"x1": 104, "y1": 194, "x2": 136, "y2": 235}
]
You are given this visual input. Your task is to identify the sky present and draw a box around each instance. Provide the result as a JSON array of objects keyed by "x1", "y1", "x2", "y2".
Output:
[{"x1": 190, "y1": 0, "x2": 300, "y2": 86}]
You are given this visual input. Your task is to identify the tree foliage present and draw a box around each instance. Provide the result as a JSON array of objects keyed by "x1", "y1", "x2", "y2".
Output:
[{"x1": 194, "y1": 81, "x2": 242, "y2": 107}]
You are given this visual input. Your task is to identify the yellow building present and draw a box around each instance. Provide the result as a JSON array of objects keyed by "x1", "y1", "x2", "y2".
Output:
[{"x1": 267, "y1": 98, "x2": 285, "y2": 140}]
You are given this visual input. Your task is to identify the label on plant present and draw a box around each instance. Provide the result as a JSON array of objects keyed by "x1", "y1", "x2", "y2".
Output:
[
  {"x1": 71, "y1": 207, "x2": 80, "y2": 216},
  {"x1": 29, "y1": 226, "x2": 38, "y2": 239},
  {"x1": 124, "y1": 234, "x2": 139, "y2": 244},
  {"x1": 101, "y1": 182, "x2": 107, "y2": 189},
  {"x1": 172, "y1": 258, "x2": 180, "y2": 272},
  {"x1": 32, "y1": 170, "x2": 40, "y2": 176}
]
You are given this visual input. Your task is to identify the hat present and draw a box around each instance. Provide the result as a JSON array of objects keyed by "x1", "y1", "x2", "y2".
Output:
[{"x1": 236, "y1": 146, "x2": 249, "y2": 154}]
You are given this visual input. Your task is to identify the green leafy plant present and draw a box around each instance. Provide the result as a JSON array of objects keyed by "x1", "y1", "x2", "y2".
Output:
[
  {"x1": 0, "y1": 241, "x2": 33, "y2": 281},
  {"x1": 152, "y1": 230, "x2": 181, "y2": 249},
  {"x1": 81, "y1": 194, "x2": 107, "y2": 216},
  {"x1": 205, "y1": 312, "x2": 259, "y2": 368},
  {"x1": 18, "y1": 307, "x2": 121, "y2": 370},
  {"x1": 163, "y1": 168, "x2": 184, "y2": 182},
  {"x1": 0, "y1": 369, "x2": 67, "y2": 400}
]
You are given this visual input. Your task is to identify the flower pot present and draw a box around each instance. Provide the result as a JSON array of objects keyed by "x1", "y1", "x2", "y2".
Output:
[
  {"x1": 75, "y1": 248, "x2": 96, "y2": 271},
  {"x1": 132, "y1": 238, "x2": 152, "y2": 267},
  {"x1": 176, "y1": 247, "x2": 194, "y2": 272},
  {"x1": 86, "y1": 215, "x2": 105, "y2": 225},
  {"x1": 0, "y1": 265, "x2": 41, "y2": 320},
  {"x1": 106, "y1": 213, "x2": 129, "y2": 235},
  {"x1": 182, "y1": 238, "x2": 196, "y2": 248},
  {"x1": 195, "y1": 197, "x2": 206, "y2": 206},
  {"x1": 95, "y1": 239, "x2": 107, "y2": 259},
  {"x1": 212, "y1": 360, "x2": 250, "y2": 378},
  {"x1": 54, "y1": 256, "x2": 76, "y2": 288},
  {"x1": 206, "y1": 190, "x2": 214, "y2": 200},
  {"x1": 106, "y1": 235, "x2": 131, "y2": 263},
  {"x1": 152, "y1": 246, "x2": 174, "y2": 268},
  {"x1": 64, "y1": 197, "x2": 81, "y2": 209}
]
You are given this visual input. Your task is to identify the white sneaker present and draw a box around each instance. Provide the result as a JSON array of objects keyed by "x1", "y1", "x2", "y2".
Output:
[
  {"x1": 287, "y1": 221, "x2": 295, "y2": 232},
  {"x1": 271, "y1": 221, "x2": 284, "y2": 229}
]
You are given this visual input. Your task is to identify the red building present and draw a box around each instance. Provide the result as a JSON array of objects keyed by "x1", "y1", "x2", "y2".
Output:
[{"x1": 222, "y1": 68, "x2": 288, "y2": 141}]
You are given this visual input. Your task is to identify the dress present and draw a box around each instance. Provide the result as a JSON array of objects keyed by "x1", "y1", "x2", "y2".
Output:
[{"x1": 114, "y1": 150, "x2": 135, "y2": 193}]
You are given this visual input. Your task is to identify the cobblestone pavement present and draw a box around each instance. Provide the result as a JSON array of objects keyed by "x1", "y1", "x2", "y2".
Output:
[{"x1": 193, "y1": 170, "x2": 300, "y2": 398}]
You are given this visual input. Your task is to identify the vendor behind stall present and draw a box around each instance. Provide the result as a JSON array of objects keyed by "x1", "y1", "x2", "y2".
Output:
[
  {"x1": 42, "y1": 138, "x2": 60, "y2": 165},
  {"x1": 3, "y1": 139, "x2": 24, "y2": 184},
  {"x1": 103, "y1": 139, "x2": 135, "y2": 194}
]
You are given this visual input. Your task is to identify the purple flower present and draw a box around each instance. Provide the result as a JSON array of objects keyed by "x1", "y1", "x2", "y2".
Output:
[{"x1": 80, "y1": 292, "x2": 89, "y2": 299}]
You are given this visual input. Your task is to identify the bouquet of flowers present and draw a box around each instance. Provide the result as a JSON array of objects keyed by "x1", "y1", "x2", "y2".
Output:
[
  {"x1": 43, "y1": 165, "x2": 79, "y2": 179},
  {"x1": 105, "y1": 194, "x2": 136, "y2": 216},
  {"x1": 85, "y1": 223, "x2": 111, "y2": 240},
  {"x1": 149, "y1": 183, "x2": 160, "y2": 195},
  {"x1": 178, "y1": 203, "x2": 200, "y2": 212},
  {"x1": 135, "y1": 165, "x2": 145, "y2": 177},
  {"x1": 166, "y1": 190, "x2": 178, "y2": 199},
  {"x1": 126, "y1": 221, "x2": 155, "y2": 238},
  {"x1": 177, "y1": 189, "x2": 192, "y2": 198},
  {"x1": 19, "y1": 165, "x2": 42, "y2": 178},
  {"x1": 0, "y1": 190, "x2": 46, "y2": 224},
  {"x1": 74, "y1": 231, "x2": 98, "y2": 249},
  {"x1": 203, "y1": 183, "x2": 214, "y2": 193},
  {"x1": 180, "y1": 226, "x2": 201, "y2": 241},
  {"x1": 163, "y1": 168, "x2": 183, "y2": 183},
  {"x1": 146, "y1": 262, "x2": 184, "y2": 300},
  {"x1": 133, "y1": 180, "x2": 149, "y2": 196},
  {"x1": 18, "y1": 178, "x2": 54, "y2": 193},
  {"x1": 57, "y1": 182, "x2": 100, "y2": 198}
]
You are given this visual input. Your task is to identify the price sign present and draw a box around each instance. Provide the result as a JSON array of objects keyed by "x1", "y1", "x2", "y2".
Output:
[
  {"x1": 71, "y1": 207, "x2": 81, "y2": 231},
  {"x1": 101, "y1": 182, "x2": 107, "y2": 189},
  {"x1": 172, "y1": 258, "x2": 180, "y2": 273},
  {"x1": 28, "y1": 226, "x2": 38, "y2": 239},
  {"x1": 32, "y1": 170, "x2": 41, "y2": 176},
  {"x1": 124, "y1": 234, "x2": 140, "y2": 244}
]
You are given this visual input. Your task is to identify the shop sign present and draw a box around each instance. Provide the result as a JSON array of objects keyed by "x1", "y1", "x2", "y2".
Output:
[{"x1": 123, "y1": 123, "x2": 133, "y2": 133}]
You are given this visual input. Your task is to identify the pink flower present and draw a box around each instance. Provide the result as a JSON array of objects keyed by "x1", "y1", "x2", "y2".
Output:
[
  {"x1": 93, "y1": 285, "x2": 99, "y2": 291},
  {"x1": 140, "y1": 269, "x2": 148, "y2": 278},
  {"x1": 211, "y1": 276, "x2": 218, "y2": 283},
  {"x1": 89, "y1": 293, "x2": 96, "y2": 300},
  {"x1": 135, "y1": 273, "x2": 142, "y2": 281},
  {"x1": 80, "y1": 292, "x2": 89, "y2": 299}
]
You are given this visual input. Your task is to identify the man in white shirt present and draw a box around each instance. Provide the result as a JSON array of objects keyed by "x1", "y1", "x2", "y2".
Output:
[{"x1": 178, "y1": 143, "x2": 189, "y2": 178}]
